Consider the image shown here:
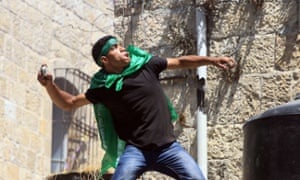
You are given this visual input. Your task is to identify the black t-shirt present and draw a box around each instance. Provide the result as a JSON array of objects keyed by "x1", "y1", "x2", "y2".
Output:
[{"x1": 85, "y1": 56, "x2": 176, "y2": 150}]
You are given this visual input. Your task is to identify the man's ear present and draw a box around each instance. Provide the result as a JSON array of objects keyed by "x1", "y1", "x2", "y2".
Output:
[{"x1": 100, "y1": 56, "x2": 108, "y2": 65}]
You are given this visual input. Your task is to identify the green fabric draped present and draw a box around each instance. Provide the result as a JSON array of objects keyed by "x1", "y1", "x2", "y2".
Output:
[{"x1": 89, "y1": 45, "x2": 178, "y2": 176}]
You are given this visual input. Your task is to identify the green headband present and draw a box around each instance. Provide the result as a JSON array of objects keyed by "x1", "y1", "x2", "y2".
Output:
[{"x1": 97, "y1": 38, "x2": 118, "y2": 66}]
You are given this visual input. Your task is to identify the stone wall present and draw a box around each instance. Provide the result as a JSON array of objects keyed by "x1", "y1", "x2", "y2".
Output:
[
  {"x1": 114, "y1": 0, "x2": 299, "y2": 179},
  {"x1": 0, "y1": 0, "x2": 113, "y2": 179},
  {"x1": 205, "y1": 1, "x2": 299, "y2": 179}
]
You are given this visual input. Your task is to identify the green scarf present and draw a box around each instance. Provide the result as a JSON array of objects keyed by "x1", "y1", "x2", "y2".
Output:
[{"x1": 89, "y1": 45, "x2": 178, "y2": 176}]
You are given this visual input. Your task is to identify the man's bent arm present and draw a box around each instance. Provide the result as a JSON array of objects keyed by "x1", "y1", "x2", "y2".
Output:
[
  {"x1": 37, "y1": 71, "x2": 90, "y2": 111},
  {"x1": 45, "y1": 82, "x2": 90, "y2": 111}
]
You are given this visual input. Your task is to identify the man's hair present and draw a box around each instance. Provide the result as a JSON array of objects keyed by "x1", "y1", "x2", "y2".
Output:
[{"x1": 91, "y1": 35, "x2": 116, "y2": 67}]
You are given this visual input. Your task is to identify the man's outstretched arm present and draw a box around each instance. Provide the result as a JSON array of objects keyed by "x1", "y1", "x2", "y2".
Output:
[{"x1": 167, "y1": 55, "x2": 236, "y2": 70}]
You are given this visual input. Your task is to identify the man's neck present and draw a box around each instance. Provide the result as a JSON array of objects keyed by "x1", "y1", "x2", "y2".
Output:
[{"x1": 104, "y1": 66, "x2": 124, "y2": 74}]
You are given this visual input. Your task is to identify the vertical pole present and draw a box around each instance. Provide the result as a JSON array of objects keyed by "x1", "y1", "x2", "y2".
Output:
[{"x1": 196, "y1": 7, "x2": 208, "y2": 179}]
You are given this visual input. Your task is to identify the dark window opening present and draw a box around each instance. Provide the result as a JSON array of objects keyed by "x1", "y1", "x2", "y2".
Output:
[{"x1": 50, "y1": 68, "x2": 101, "y2": 173}]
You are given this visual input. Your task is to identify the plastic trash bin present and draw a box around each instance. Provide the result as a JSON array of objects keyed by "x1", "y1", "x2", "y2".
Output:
[{"x1": 243, "y1": 97, "x2": 300, "y2": 180}]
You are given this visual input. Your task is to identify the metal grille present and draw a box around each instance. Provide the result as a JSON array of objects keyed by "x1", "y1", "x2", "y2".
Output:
[{"x1": 51, "y1": 68, "x2": 102, "y2": 173}]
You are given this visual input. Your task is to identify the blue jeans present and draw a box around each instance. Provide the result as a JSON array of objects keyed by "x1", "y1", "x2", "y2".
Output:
[{"x1": 112, "y1": 141, "x2": 206, "y2": 180}]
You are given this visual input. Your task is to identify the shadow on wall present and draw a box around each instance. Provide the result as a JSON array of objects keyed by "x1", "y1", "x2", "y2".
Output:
[
  {"x1": 115, "y1": 0, "x2": 299, "y2": 124},
  {"x1": 275, "y1": 1, "x2": 299, "y2": 70},
  {"x1": 205, "y1": 0, "x2": 299, "y2": 124},
  {"x1": 51, "y1": 77, "x2": 77, "y2": 173}
]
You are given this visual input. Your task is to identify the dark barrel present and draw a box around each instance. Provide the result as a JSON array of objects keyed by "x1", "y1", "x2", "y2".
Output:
[{"x1": 243, "y1": 97, "x2": 300, "y2": 180}]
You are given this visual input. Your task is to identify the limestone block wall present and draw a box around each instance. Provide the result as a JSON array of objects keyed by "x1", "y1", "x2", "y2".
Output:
[
  {"x1": 205, "y1": 1, "x2": 299, "y2": 179},
  {"x1": 114, "y1": 0, "x2": 299, "y2": 179},
  {"x1": 1, "y1": 0, "x2": 298, "y2": 179},
  {"x1": 0, "y1": 0, "x2": 113, "y2": 179}
]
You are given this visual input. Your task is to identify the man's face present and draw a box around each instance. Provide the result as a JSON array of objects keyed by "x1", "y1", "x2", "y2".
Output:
[{"x1": 104, "y1": 44, "x2": 130, "y2": 71}]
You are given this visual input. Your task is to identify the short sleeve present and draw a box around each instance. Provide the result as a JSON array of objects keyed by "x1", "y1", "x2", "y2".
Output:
[
  {"x1": 85, "y1": 88, "x2": 100, "y2": 104},
  {"x1": 146, "y1": 56, "x2": 167, "y2": 75}
]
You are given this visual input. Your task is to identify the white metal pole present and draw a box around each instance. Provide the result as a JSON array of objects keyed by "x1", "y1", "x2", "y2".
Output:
[{"x1": 196, "y1": 7, "x2": 208, "y2": 179}]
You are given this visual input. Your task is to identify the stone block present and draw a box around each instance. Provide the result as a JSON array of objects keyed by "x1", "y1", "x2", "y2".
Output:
[
  {"x1": 291, "y1": 71, "x2": 300, "y2": 99},
  {"x1": 0, "y1": 6, "x2": 11, "y2": 33},
  {"x1": 22, "y1": 110, "x2": 39, "y2": 132},
  {"x1": 210, "y1": 34, "x2": 276, "y2": 75},
  {"x1": 0, "y1": 99, "x2": 4, "y2": 122},
  {"x1": 145, "y1": 0, "x2": 194, "y2": 10},
  {"x1": 25, "y1": 150, "x2": 36, "y2": 170},
  {"x1": 2, "y1": 36, "x2": 13, "y2": 61},
  {"x1": 22, "y1": 48, "x2": 42, "y2": 74},
  {"x1": 209, "y1": 1, "x2": 297, "y2": 38},
  {"x1": 10, "y1": 83, "x2": 26, "y2": 108},
  {"x1": 11, "y1": 0, "x2": 46, "y2": 24},
  {"x1": 11, "y1": 38, "x2": 27, "y2": 66},
  {"x1": 207, "y1": 125, "x2": 243, "y2": 159},
  {"x1": 18, "y1": 168, "x2": 32, "y2": 180},
  {"x1": 4, "y1": 99, "x2": 17, "y2": 122},
  {"x1": 0, "y1": 161, "x2": 7, "y2": 180},
  {"x1": 39, "y1": 119, "x2": 50, "y2": 137},
  {"x1": 207, "y1": 75, "x2": 263, "y2": 125},
  {"x1": 30, "y1": 135, "x2": 42, "y2": 154},
  {"x1": 115, "y1": 7, "x2": 196, "y2": 55},
  {"x1": 260, "y1": 73, "x2": 292, "y2": 110},
  {"x1": 0, "y1": 76, "x2": 8, "y2": 98},
  {"x1": 16, "y1": 127, "x2": 31, "y2": 147},
  {"x1": 0, "y1": 32, "x2": 4, "y2": 54},
  {"x1": 13, "y1": 18, "x2": 52, "y2": 55},
  {"x1": 3, "y1": 62, "x2": 18, "y2": 84},
  {"x1": 49, "y1": 40, "x2": 72, "y2": 59},
  {"x1": 260, "y1": 1, "x2": 298, "y2": 34},
  {"x1": 114, "y1": 0, "x2": 193, "y2": 16},
  {"x1": 208, "y1": 158, "x2": 242, "y2": 180},
  {"x1": 25, "y1": 90, "x2": 42, "y2": 115},
  {"x1": 15, "y1": 148, "x2": 27, "y2": 168},
  {"x1": 7, "y1": 162, "x2": 20, "y2": 180},
  {"x1": 0, "y1": 118, "x2": 8, "y2": 139},
  {"x1": 0, "y1": 138, "x2": 8, "y2": 161}
]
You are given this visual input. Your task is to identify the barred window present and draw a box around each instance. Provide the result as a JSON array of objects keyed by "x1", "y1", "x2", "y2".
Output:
[{"x1": 51, "y1": 68, "x2": 101, "y2": 173}]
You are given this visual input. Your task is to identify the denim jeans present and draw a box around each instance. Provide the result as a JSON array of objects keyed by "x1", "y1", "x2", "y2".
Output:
[{"x1": 112, "y1": 141, "x2": 206, "y2": 180}]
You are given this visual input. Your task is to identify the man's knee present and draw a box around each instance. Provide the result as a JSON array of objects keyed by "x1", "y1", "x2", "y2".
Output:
[{"x1": 112, "y1": 161, "x2": 143, "y2": 180}]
